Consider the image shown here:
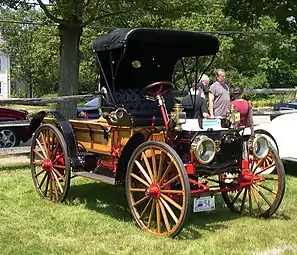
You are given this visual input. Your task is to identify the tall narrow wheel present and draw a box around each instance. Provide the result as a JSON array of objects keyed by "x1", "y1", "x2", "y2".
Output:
[
  {"x1": 126, "y1": 141, "x2": 191, "y2": 237},
  {"x1": 220, "y1": 147, "x2": 285, "y2": 218},
  {"x1": 30, "y1": 123, "x2": 70, "y2": 202}
]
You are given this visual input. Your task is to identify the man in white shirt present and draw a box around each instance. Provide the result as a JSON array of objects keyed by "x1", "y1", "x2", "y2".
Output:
[{"x1": 190, "y1": 74, "x2": 210, "y2": 99}]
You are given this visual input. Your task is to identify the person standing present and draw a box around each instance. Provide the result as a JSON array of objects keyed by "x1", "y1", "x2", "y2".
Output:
[
  {"x1": 182, "y1": 84, "x2": 209, "y2": 119},
  {"x1": 227, "y1": 85, "x2": 254, "y2": 135},
  {"x1": 190, "y1": 74, "x2": 210, "y2": 99},
  {"x1": 208, "y1": 69, "x2": 230, "y2": 117}
]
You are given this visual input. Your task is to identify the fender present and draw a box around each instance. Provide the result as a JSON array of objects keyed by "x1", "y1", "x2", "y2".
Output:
[
  {"x1": 29, "y1": 111, "x2": 47, "y2": 136},
  {"x1": 254, "y1": 129, "x2": 279, "y2": 153},
  {"x1": 48, "y1": 111, "x2": 82, "y2": 170},
  {"x1": 30, "y1": 110, "x2": 82, "y2": 170},
  {"x1": 115, "y1": 128, "x2": 155, "y2": 186}
]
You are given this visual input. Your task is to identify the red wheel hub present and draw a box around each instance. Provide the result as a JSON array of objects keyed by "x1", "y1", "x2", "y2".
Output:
[
  {"x1": 145, "y1": 184, "x2": 161, "y2": 198},
  {"x1": 239, "y1": 169, "x2": 264, "y2": 188},
  {"x1": 42, "y1": 159, "x2": 52, "y2": 170}
]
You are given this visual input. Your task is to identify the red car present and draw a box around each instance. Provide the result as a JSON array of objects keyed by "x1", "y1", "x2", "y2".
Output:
[{"x1": 0, "y1": 106, "x2": 31, "y2": 147}]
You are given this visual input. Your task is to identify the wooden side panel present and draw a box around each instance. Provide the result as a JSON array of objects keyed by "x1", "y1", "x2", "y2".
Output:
[
  {"x1": 150, "y1": 132, "x2": 166, "y2": 142},
  {"x1": 43, "y1": 117, "x2": 165, "y2": 156},
  {"x1": 44, "y1": 117, "x2": 147, "y2": 155}
]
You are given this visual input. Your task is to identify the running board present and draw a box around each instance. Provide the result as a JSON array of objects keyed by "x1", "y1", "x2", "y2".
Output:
[{"x1": 72, "y1": 171, "x2": 115, "y2": 185}]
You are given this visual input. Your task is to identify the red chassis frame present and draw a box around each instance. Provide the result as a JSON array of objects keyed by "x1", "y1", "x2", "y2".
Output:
[
  {"x1": 146, "y1": 92, "x2": 267, "y2": 199},
  {"x1": 95, "y1": 87, "x2": 266, "y2": 199}
]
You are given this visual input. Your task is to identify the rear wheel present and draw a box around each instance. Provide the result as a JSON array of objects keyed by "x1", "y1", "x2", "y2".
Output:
[
  {"x1": 30, "y1": 123, "x2": 70, "y2": 202},
  {"x1": 220, "y1": 147, "x2": 285, "y2": 218},
  {"x1": 126, "y1": 141, "x2": 191, "y2": 237}
]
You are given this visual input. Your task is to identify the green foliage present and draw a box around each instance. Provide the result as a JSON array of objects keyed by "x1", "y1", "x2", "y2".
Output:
[
  {"x1": 78, "y1": 27, "x2": 103, "y2": 94},
  {"x1": 0, "y1": 7, "x2": 59, "y2": 97},
  {"x1": 1, "y1": 0, "x2": 297, "y2": 107},
  {"x1": 227, "y1": 70, "x2": 268, "y2": 89},
  {"x1": 225, "y1": 0, "x2": 297, "y2": 34},
  {"x1": 9, "y1": 89, "x2": 27, "y2": 98}
]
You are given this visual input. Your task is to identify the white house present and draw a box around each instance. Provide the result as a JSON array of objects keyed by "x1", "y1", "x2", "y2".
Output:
[{"x1": 0, "y1": 37, "x2": 11, "y2": 99}]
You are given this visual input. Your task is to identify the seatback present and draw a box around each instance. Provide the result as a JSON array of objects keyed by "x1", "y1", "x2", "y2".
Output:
[{"x1": 101, "y1": 87, "x2": 175, "y2": 126}]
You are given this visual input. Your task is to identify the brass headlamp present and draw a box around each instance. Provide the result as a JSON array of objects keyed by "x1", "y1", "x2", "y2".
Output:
[
  {"x1": 226, "y1": 104, "x2": 240, "y2": 128},
  {"x1": 170, "y1": 103, "x2": 186, "y2": 131},
  {"x1": 248, "y1": 134, "x2": 269, "y2": 159}
]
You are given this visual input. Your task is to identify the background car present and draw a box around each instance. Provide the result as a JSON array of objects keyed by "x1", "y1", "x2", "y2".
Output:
[
  {"x1": 255, "y1": 112, "x2": 297, "y2": 162},
  {"x1": 271, "y1": 98, "x2": 297, "y2": 120},
  {"x1": 77, "y1": 98, "x2": 99, "y2": 119},
  {"x1": 0, "y1": 106, "x2": 31, "y2": 147}
]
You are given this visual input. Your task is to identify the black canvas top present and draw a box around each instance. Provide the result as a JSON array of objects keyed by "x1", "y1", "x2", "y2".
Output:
[
  {"x1": 92, "y1": 28, "x2": 219, "y2": 91},
  {"x1": 92, "y1": 28, "x2": 219, "y2": 57}
]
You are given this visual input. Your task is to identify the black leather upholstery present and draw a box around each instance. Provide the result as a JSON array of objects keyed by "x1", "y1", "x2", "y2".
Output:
[{"x1": 101, "y1": 88, "x2": 175, "y2": 126}]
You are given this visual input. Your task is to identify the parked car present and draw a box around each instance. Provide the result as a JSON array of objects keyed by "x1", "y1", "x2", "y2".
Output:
[
  {"x1": 0, "y1": 106, "x2": 31, "y2": 147},
  {"x1": 256, "y1": 112, "x2": 297, "y2": 162},
  {"x1": 271, "y1": 98, "x2": 297, "y2": 121},
  {"x1": 77, "y1": 98, "x2": 99, "y2": 119}
]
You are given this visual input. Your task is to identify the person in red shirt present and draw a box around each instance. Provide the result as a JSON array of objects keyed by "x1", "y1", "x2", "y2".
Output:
[{"x1": 227, "y1": 85, "x2": 254, "y2": 135}]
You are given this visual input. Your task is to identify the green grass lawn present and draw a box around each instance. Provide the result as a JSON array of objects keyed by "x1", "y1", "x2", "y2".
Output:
[
  {"x1": 9, "y1": 101, "x2": 88, "y2": 117},
  {"x1": 0, "y1": 167, "x2": 297, "y2": 255},
  {"x1": 9, "y1": 104, "x2": 56, "y2": 116}
]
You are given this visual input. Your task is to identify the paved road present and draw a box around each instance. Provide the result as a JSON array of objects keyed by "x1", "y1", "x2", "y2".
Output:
[{"x1": 253, "y1": 115, "x2": 271, "y2": 125}]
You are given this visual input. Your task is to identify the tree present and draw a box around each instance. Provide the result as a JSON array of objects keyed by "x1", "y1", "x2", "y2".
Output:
[
  {"x1": 224, "y1": 0, "x2": 297, "y2": 33},
  {"x1": 224, "y1": 0, "x2": 297, "y2": 88},
  {"x1": 0, "y1": 0, "x2": 207, "y2": 118},
  {"x1": 0, "y1": 7, "x2": 60, "y2": 97}
]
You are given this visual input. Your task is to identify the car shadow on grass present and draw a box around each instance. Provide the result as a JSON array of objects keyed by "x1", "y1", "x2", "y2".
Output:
[
  {"x1": 66, "y1": 182, "x2": 239, "y2": 239},
  {"x1": 177, "y1": 197, "x2": 241, "y2": 239},
  {"x1": 176, "y1": 195, "x2": 290, "y2": 240},
  {"x1": 66, "y1": 181, "x2": 131, "y2": 221},
  {"x1": 65, "y1": 180, "x2": 290, "y2": 240}
]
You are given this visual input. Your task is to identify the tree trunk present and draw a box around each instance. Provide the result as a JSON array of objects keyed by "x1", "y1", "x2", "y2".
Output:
[
  {"x1": 29, "y1": 72, "x2": 33, "y2": 98},
  {"x1": 56, "y1": 23, "x2": 83, "y2": 118}
]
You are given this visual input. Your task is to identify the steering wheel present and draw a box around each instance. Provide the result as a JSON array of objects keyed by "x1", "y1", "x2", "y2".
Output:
[{"x1": 141, "y1": 81, "x2": 174, "y2": 98}]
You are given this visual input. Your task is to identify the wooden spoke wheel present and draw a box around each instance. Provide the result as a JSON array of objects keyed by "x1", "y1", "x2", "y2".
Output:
[
  {"x1": 220, "y1": 147, "x2": 285, "y2": 218},
  {"x1": 126, "y1": 141, "x2": 191, "y2": 237},
  {"x1": 30, "y1": 123, "x2": 70, "y2": 203},
  {"x1": 258, "y1": 150, "x2": 276, "y2": 175}
]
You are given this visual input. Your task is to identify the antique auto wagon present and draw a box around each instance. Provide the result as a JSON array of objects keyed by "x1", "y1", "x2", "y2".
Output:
[{"x1": 29, "y1": 28, "x2": 285, "y2": 237}]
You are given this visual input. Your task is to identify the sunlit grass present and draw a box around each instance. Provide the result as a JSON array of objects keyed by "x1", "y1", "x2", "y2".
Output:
[
  {"x1": 0, "y1": 166, "x2": 297, "y2": 255},
  {"x1": 9, "y1": 104, "x2": 55, "y2": 116},
  {"x1": 9, "y1": 101, "x2": 86, "y2": 117}
]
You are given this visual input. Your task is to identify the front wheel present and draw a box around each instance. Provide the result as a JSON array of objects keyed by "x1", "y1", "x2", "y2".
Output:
[
  {"x1": 220, "y1": 147, "x2": 285, "y2": 218},
  {"x1": 30, "y1": 123, "x2": 71, "y2": 202},
  {"x1": 126, "y1": 141, "x2": 191, "y2": 237}
]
